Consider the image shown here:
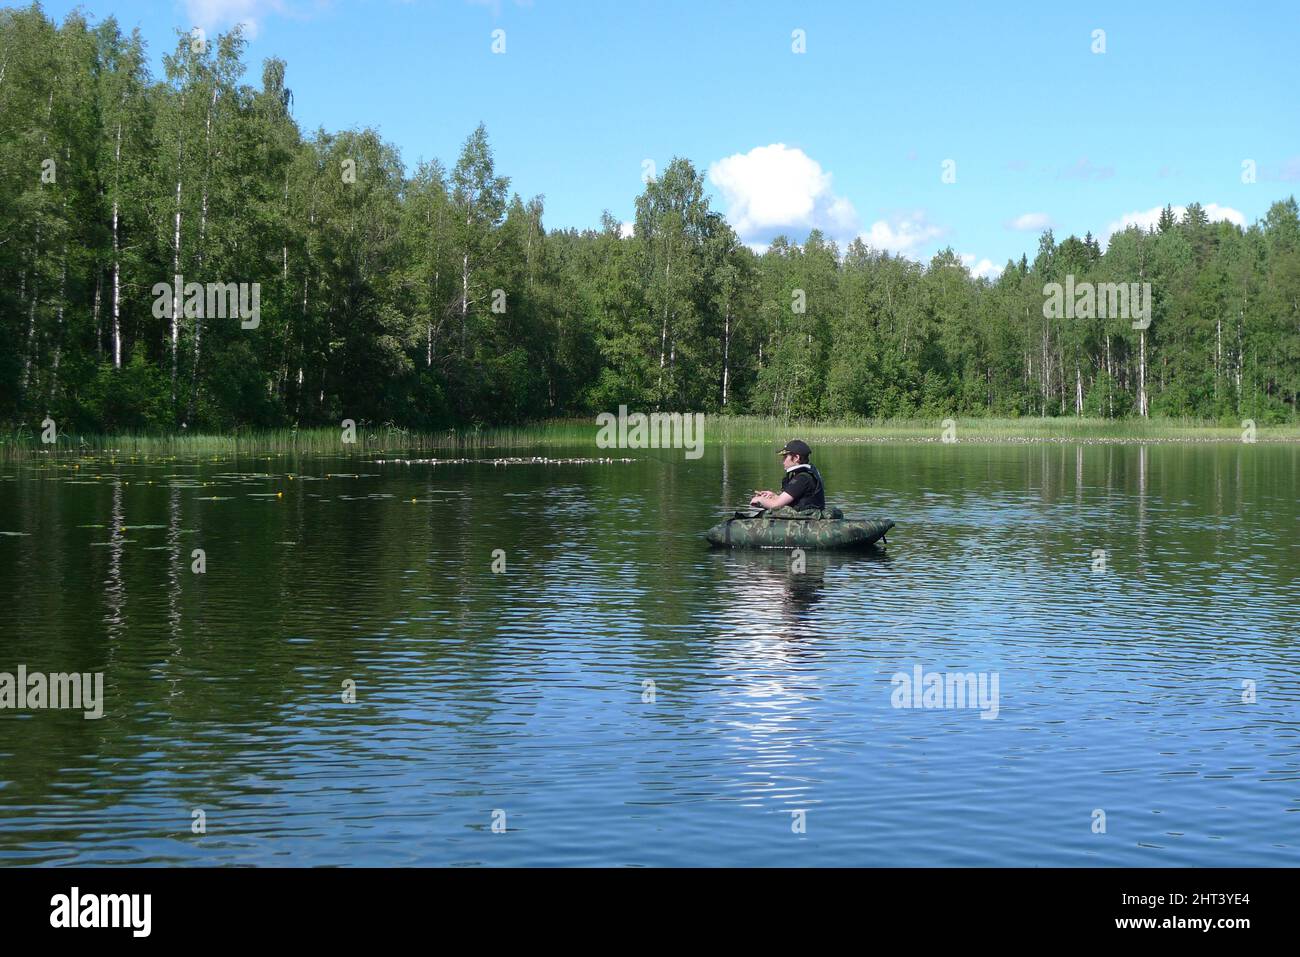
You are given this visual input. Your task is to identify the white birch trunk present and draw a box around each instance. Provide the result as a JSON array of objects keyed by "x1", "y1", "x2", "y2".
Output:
[
  {"x1": 721, "y1": 303, "x2": 731, "y2": 406},
  {"x1": 1216, "y1": 311, "x2": 1222, "y2": 402},
  {"x1": 172, "y1": 174, "x2": 182, "y2": 401},
  {"x1": 1105, "y1": 334, "x2": 1112, "y2": 417},
  {"x1": 112, "y1": 120, "x2": 123, "y2": 368},
  {"x1": 93, "y1": 272, "x2": 102, "y2": 358},
  {"x1": 171, "y1": 87, "x2": 188, "y2": 405},
  {"x1": 189, "y1": 86, "x2": 219, "y2": 421},
  {"x1": 20, "y1": 227, "x2": 40, "y2": 394},
  {"x1": 51, "y1": 214, "x2": 68, "y2": 395},
  {"x1": 1138, "y1": 329, "x2": 1148, "y2": 418},
  {"x1": 1138, "y1": 260, "x2": 1148, "y2": 417},
  {"x1": 657, "y1": 248, "x2": 670, "y2": 401},
  {"x1": 461, "y1": 248, "x2": 469, "y2": 349}
]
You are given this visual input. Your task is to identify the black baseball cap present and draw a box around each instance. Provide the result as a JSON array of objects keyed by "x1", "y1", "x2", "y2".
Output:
[{"x1": 778, "y1": 439, "x2": 812, "y2": 459}]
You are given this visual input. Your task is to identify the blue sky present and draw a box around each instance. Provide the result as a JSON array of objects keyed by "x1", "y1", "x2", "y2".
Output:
[{"x1": 39, "y1": 0, "x2": 1300, "y2": 276}]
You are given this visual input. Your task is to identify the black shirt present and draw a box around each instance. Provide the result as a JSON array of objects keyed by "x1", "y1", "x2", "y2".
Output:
[{"x1": 781, "y1": 464, "x2": 825, "y2": 510}]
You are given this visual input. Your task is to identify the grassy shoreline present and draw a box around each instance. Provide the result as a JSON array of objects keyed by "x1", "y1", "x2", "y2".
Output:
[{"x1": 3, "y1": 416, "x2": 1297, "y2": 459}]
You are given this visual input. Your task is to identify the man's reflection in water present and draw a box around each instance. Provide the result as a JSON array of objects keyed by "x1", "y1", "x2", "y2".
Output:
[
  {"x1": 783, "y1": 553, "x2": 826, "y2": 614},
  {"x1": 705, "y1": 546, "x2": 893, "y2": 810},
  {"x1": 713, "y1": 547, "x2": 891, "y2": 628}
]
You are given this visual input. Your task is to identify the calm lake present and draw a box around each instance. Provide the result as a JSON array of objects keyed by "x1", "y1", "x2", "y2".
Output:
[{"x1": 1, "y1": 441, "x2": 1297, "y2": 866}]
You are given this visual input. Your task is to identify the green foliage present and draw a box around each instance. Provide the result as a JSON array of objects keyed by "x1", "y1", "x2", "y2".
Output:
[
  {"x1": 85, "y1": 346, "x2": 173, "y2": 431},
  {"x1": 1, "y1": 6, "x2": 1298, "y2": 435}
]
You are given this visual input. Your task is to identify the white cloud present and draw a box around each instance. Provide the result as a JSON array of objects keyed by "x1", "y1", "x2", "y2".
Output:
[
  {"x1": 185, "y1": 0, "x2": 284, "y2": 37},
  {"x1": 619, "y1": 221, "x2": 634, "y2": 239},
  {"x1": 1006, "y1": 212, "x2": 1053, "y2": 231},
  {"x1": 961, "y1": 253, "x2": 1004, "y2": 281},
  {"x1": 1201, "y1": 203, "x2": 1247, "y2": 227},
  {"x1": 708, "y1": 143, "x2": 859, "y2": 243},
  {"x1": 707, "y1": 144, "x2": 952, "y2": 260},
  {"x1": 858, "y1": 211, "x2": 946, "y2": 257},
  {"x1": 1102, "y1": 203, "x2": 1246, "y2": 246}
]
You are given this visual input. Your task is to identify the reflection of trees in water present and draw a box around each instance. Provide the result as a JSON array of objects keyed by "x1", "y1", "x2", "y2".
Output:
[{"x1": 0, "y1": 460, "x2": 467, "y2": 825}]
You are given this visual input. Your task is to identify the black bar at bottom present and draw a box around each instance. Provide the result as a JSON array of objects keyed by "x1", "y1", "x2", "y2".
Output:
[{"x1": 0, "y1": 867, "x2": 1282, "y2": 943}]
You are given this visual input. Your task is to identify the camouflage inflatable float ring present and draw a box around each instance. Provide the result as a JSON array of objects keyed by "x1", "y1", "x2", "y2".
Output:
[{"x1": 705, "y1": 506, "x2": 895, "y2": 549}]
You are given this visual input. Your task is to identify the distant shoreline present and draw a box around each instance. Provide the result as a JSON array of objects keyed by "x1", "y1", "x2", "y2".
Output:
[{"x1": 4, "y1": 416, "x2": 1298, "y2": 459}]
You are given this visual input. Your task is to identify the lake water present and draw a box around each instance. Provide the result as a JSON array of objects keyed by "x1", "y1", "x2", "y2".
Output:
[{"x1": 1, "y1": 441, "x2": 1297, "y2": 866}]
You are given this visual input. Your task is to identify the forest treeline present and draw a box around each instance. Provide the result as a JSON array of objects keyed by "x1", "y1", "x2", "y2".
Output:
[{"x1": 2, "y1": 7, "x2": 1298, "y2": 432}]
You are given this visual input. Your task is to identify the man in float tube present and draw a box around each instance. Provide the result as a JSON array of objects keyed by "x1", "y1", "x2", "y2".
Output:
[{"x1": 749, "y1": 439, "x2": 826, "y2": 512}]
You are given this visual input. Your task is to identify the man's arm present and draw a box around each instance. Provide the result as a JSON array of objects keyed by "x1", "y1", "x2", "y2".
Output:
[{"x1": 752, "y1": 469, "x2": 814, "y2": 508}]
